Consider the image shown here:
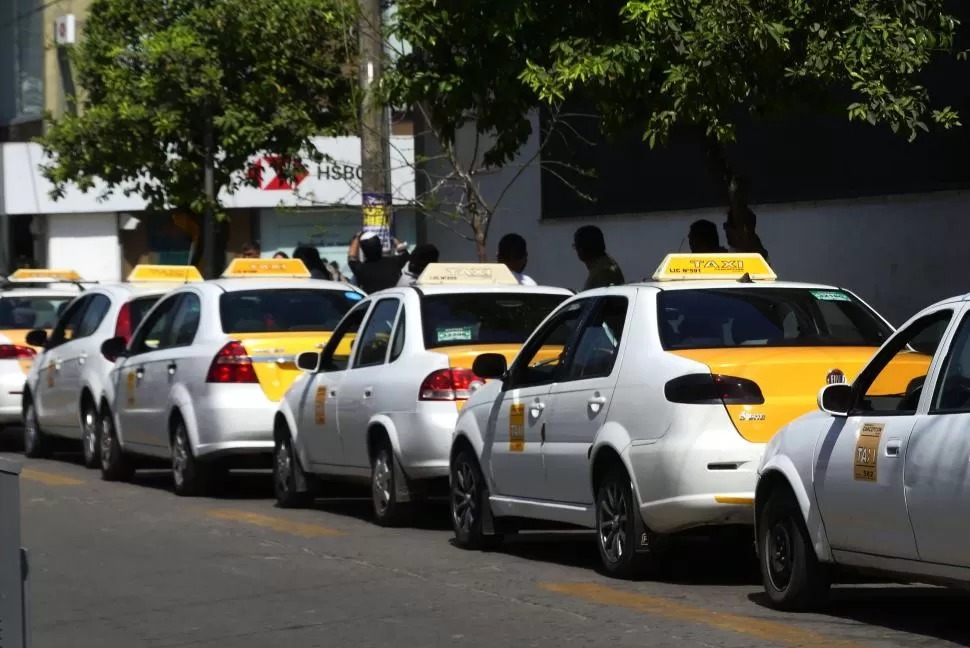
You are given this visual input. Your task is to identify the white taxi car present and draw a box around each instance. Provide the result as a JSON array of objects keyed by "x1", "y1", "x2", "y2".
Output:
[
  {"x1": 0, "y1": 270, "x2": 85, "y2": 430},
  {"x1": 96, "y1": 258, "x2": 365, "y2": 496},
  {"x1": 449, "y1": 254, "x2": 925, "y2": 578},
  {"x1": 22, "y1": 265, "x2": 202, "y2": 466},
  {"x1": 756, "y1": 292, "x2": 970, "y2": 610},
  {"x1": 273, "y1": 263, "x2": 571, "y2": 525}
]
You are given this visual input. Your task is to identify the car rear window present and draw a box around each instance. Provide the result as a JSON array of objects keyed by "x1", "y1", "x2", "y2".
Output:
[
  {"x1": 420, "y1": 292, "x2": 568, "y2": 348},
  {"x1": 220, "y1": 289, "x2": 359, "y2": 334},
  {"x1": 0, "y1": 297, "x2": 73, "y2": 329},
  {"x1": 658, "y1": 288, "x2": 893, "y2": 350},
  {"x1": 129, "y1": 296, "x2": 161, "y2": 331}
]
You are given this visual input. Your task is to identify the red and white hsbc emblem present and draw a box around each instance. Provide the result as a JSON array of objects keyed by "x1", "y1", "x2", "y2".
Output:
[{"x1": 247, "y1": 155, "x2": 308, "y2": 191}]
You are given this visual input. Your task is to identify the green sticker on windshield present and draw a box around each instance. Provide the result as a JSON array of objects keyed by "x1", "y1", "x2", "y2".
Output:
[
  {"x1": 436, "y1": 327, "x2": 474, "y2": 343},
  {"x1": 811, "y1": 290, "x2": 851, "y2": 302}
]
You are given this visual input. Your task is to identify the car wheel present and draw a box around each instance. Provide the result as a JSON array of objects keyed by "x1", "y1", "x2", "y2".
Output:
[
  {"x1": 171, "y1": 421, "x2": 211, "y2": 497},
  {"x1": 595, "y1": 466, "x2": 651, "y2": 579},
  {"x1": 23, "y1": 400, "x2": 51, "y2": 458},
  {"x1": 371, "y1": 441, "x2": 408, "y2": 526},
  {"x1": 80, "y1": 403, "x2": 101, "y2": 469},
  {"x1": 99, "y1": 407, "x2": 134, "y2": 482},
  {"x1": 274, "y1": 434, "x2": 312, "y2": 508},
  {"x1": 450, "y1": 447, "x2": 502, "y2": 550},
  {"x1": 758, "y1": 489, "x2": 831, "y2": 611}
]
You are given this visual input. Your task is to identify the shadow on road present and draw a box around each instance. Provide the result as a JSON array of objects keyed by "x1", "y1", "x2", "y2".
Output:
[
  {"x1": 749, "y1": 587, "x2": 970, "y2": 645},
  {"x1": 309, "y1": 490, "x2": 452, "y2": 531}
]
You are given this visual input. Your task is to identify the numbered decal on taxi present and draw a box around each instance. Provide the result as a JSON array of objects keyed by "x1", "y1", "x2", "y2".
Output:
[
  {"x1": 126, "y1": 370, "x2": 137, "y2": 407},
  {"x1": 509, "y1": 403, "x2": 525, "y2": 452},
  {"x1": 314, "y1": 386, "x2": 327, "y2": 425},
  {"x1": 853, "y1": 422, "x2": 883, "y2": 482}
]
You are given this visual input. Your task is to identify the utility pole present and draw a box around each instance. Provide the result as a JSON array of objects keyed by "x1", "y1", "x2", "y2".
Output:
[
  {"x1": 358, "y1": 0, "x2": 391, "y2": 250},
  {"x1": 202, "y1": 109, "x2": 219, "y2": 279}
]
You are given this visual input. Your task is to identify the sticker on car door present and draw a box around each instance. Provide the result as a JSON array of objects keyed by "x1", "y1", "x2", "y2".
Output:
[
  {"x1": 314, "y1": 386, "x2": 327, "y2": 424},
  {"x1": 47, "y1": 360, "x2": 55, "y2": 388},
  {"x1": 509, "y1": 403, "x2": 525, "y2": 452},
  {"x1": 854, "y1": 422, "x2": 883, "y2": 482},
  {"x1": 126, "y1": 370, "x2": 136, "y2": 407}
]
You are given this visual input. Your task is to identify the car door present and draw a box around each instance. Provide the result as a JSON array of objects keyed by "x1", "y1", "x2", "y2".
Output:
[
  {"x1": 904, "y1": 304, "x2": 970, "y2": 567},
  {"x1": 543, "y1": 294, "x2": 632, "y2": 505},
  {"x1": 337, "y1": 297, "x2": 402, "y2": 468},
  {"x1": 116, "y1": 294, "x2": 182, "y2": 449},
  {"x1": 814, "y1": 307, "x2": 954, "y2": 560},
  {"x1": 38, "y1": 295, "x2": 92, "y2": 429},
  {"x1": 485, "y1": 298, "x2": 591, "y2": 500},
  {"x1": 57, "y1": 292, "x2": 112, "y2": 434},
  {"x1": 301, "y1": 302, "x2": 371, "y2": 469}
]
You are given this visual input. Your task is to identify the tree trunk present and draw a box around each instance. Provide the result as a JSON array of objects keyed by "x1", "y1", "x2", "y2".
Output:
[{"x1": 467, "y1": 189, "x2": 488, "y2": 262}]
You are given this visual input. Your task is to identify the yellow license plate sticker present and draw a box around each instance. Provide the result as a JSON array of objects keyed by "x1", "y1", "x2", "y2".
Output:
[
  {"x1": 509, "y1": 403, "x2": 525, "y2": 452},
  {"x1": 314, "y1": 386, "x2": 327, "y2": 424},
  {"x1": 854, "y1": 422, "x2": 883, "y2": 482}
]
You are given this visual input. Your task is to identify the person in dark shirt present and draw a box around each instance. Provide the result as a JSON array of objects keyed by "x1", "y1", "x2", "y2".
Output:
[
  {"x1": 292, "y1": 244, "x2": 333, "y2": 280},
  {"x1": 573, "y1": 225, "x2": 624, "y2": 291},
  {"x1": 397, "y1": 243, "x2": 439, "y2": 286},
  {"x1": 688, "y1": 219, "x2": 728, "y2": 253},
  {"x1": 347, "y1": 231, "x2": 410, "y2": 293}
]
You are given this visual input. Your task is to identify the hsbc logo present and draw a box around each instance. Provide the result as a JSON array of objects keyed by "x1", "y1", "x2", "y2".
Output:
[{"x1": 247, "y1": 155, "x2": 308, "y2": 191}]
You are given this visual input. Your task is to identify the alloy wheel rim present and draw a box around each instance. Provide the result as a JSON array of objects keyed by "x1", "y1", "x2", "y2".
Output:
[
  {"x1": 100, "y1": 417, "x2": 113, "y2": 465},
  {"x1": 598, "y1": 481, "x2": 628, "y2": 564},
  {"x1": 275, "y1": 441, "x2": 292, "y2": 494},
  {"x1": 451, "y1": 460, "x2": 477, "y2": 533},
  {"x1": 172, "y1": 432, "x2": 188, "y2": 488},
  {"x1": 83, "y1": 410, "x2": 97, "y2": 459},
  {"x1": 24, "y1": 406, "x2": 37, "y2": 449},
  {"x1": 373, "y1": 452, "x2": 392, "y2": 514},
  {"x1": 766, "y1": 521, "x2": 794, "y2": 591}
]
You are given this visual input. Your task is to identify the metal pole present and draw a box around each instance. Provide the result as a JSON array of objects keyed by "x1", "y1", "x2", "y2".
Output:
[
  {"x1": 359, "y1": 0, "x2": 390, "y2": 249},
  {"x1": 202, "y1": 110, "x2": 218, "y2": 278}
]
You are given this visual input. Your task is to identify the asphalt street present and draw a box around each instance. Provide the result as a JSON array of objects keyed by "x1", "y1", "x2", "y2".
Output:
[{"x1": 2, "y1": 440, "x2": 969, "y2": 648}]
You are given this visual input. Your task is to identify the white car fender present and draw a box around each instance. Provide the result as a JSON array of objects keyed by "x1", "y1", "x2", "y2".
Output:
[
  {"x1": 168, "y1": 382, "x2": 199, "y2": 447},
  {"x1": 367, "y1": 412, "x2": 403, "y2": 459},
  {"x1": 589, "y1": 421, "x2": 634, "y2": 496}
]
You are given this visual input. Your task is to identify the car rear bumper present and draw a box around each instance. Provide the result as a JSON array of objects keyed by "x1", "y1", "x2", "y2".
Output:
[
  {"x1": 394, "y1": 402, "x2": 460, "y2": 479},
  {"x1": 193, "y1": 386, "x2": 276, "y2": 458},
  {"x1": 0, "y1": 362, "x2": 26, "y2": 424}
]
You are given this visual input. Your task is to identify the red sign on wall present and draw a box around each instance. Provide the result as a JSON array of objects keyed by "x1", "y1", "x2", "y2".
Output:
[{"x1": 247, "y1": 156, "x2": 308, "y2": 191}]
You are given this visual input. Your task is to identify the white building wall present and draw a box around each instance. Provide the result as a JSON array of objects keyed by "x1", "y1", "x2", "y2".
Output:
[
  {"x1": 46, "y1": 212, "x2": 121, "y2": 282},
  {"x1": 422, "y1": 114, "x2": 970, "y2": 326}
]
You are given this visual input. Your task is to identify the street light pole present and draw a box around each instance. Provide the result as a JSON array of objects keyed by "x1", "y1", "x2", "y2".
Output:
[{"x1": 359, "y1": 0, "x2": 390, "y2": 248}]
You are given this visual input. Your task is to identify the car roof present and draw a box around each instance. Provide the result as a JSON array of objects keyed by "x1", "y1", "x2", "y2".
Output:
[
  {"x1": 408, "y1": 284, "x2": 574, "y2": 296},
  {"x1": 0, "y1": 288, "x2": 80, "y2": 298},
  {"x1": 633, "y1": 279, "x2": 845, "y2": 292},
  {"x1": 208, "y1": 278, "x2": 362, "y2": 293}
]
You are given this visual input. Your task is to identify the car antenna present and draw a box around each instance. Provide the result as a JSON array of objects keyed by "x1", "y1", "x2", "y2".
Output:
[{"x1": 737, "y1": 272, "x2": 754, "y2": 283}]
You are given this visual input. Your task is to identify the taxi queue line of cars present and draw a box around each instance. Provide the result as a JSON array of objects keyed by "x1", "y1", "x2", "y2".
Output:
[{"x1": 1, "y1": 254, "x2": 965, "y2": 611}]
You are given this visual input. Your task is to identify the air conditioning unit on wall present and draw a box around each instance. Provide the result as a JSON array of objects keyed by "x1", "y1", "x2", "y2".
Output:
[{"x1": 54, "y1": 15, "x2": 76, "y2": 46}]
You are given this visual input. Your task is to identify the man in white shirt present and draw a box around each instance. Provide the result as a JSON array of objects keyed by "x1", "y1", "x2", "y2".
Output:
[{"x1": 497, "y1": 233, "x2": 537, "y2": 285}]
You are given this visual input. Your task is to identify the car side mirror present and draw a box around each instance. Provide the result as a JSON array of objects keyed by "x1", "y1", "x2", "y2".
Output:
[
  {"x1": 472, "y1": 353, "x2": 508, "y2": 380},
  {"x1": 818, "y1": 383, "x2": 852, "y2": 417},
  {"x1": 100, "y1": 336, "x2": 127, "y2": 362},
  {"x1": 296, "y1": 351, "x2": 321, "y2": 372},
  {"x1": 25, "y1": 329, "x2": 47, "y2": 348}
]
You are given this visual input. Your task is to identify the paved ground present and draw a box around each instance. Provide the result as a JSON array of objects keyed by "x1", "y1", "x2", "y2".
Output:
[{"x1": 2, "y1": 442, "x2": 969, "y2": 648}]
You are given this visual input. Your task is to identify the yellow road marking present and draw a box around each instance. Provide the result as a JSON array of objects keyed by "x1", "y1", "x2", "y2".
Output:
[
  {"x1": 714, "y1": 496, "x2": 754, "y2": 505},
  {"x1": 20, "y1": 469, "x2": 84, "y2": 486},
  {"x1": 203, "y1": 509, "x2": 344, "y2": 537},
  {"x1": 540, "y1": 583, "x2": 866, "y2": 648}
]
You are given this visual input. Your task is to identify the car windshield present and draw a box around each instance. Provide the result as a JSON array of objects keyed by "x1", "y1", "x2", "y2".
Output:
[
  {"x1": 658, "y1": 287, "x2": 893, "y2": 350},
  {"x1": 0, "y1": 296, "x2": 73, "y2": 329},
  {"x1": 420, "y1": 292, "x2": 568, "y2": 348},
  {"x1": 220, "y1": 289, "x2": 359, "y2": 333}
]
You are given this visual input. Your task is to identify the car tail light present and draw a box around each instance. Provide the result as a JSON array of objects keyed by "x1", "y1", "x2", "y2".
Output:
[
  {"x1": 664, "y1": 373, "x2": 765, "y2": 405},
  {"x1": 0, "y1": 344, "x2": 36, "y2": 360},
  {"x1": 115, "y1": 302, "x2": 132, "y2": 342},
  {"x1": 206, "y1": 341, "x2": 258, "y2": 383},
  {"x1": 419, "y1": 368, "x2": 483, "y2": 401}
]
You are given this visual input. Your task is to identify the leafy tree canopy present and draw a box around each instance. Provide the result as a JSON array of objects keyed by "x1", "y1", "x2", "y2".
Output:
[
  {"x1": 520, "y1": 0, "x2": 963, "y2": 156},
  {"x1": 40, "y1": 0, "x2": 359, "y2": 218}
]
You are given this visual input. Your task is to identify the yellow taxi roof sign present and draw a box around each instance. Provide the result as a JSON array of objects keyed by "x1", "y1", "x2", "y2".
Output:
[
  {"x1": 652, "y1": 253, "x2": 777, "y2": 281},
  {"x1": 222, "y1": 258, "x2": 311, "y2": 279},
  {"x1": 7, "y1": 268, "x2": 83, "y2": 283},
  {"x1": 127, "y1": 265, "x2": 203, "y2": 283},
  {"x1": 416, "y1": 263, "x2": 520, "y2": 286}
]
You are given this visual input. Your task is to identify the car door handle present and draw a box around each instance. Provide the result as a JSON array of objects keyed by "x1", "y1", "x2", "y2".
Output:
[
  {"x1": 135, "y1": 368, "x2": 145, "y2": 379},
  {"x1": 78, "y1": 352, "x2": 87, "y2": 365},
  {"x1": 329, "y1": 389, "x2": 337, "y2": 397},
  {"x1": 363, "y1": 387, "x2": 373, "y2": 398},
  {"x1": 529, "y1": 401, "x2": 545, "y2": 417},
  {"x1": 886, "y1": 440, "x2": 901, "y2": 457},
  {"x1": 167, "y1": 363, "x2": 177, "y2": 376},
  {"x1": 588, "y1": 395, "x2": 607, "y2": 405}
]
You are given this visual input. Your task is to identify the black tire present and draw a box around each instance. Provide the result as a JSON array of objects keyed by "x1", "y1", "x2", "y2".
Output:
[
  {"x1": 273, "y1": 433, "x2": 312, "y2": 508},
  {"x1": 80, "y1": 400, "x2": 101, "y2": 469},
  {"x1": 23, "y1": 400, "x2": 51, "y2": 458},
  {"x1": 450, "y1": 446, "x2": 502, "y2": 550},
  {"x1": 99, "y1": 407, "x2": 134, "y2": 481},
  {"x1": 758, "y1": 489, "x2": 831, "y2": 611},
  {"x1": 171, "y1": 420, "x2": 211, "y2": 497},
  {"x1": 371, "y1": 440, "x2": 409, "y2": 526},
  {"x1": 595, "y1": 466, "x2": 652, "y2": 579}
]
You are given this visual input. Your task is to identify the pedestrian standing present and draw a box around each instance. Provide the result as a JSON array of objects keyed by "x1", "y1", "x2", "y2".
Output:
[
  {"x1": 397, "y1": 243, "x2": 439, "y2": 286},
  {"x1": 347, "y1": 231, "x2": 410, "y2": 293},
  {"x1": 687, "y1": 220, "x2": 728, "y2": 253},
  {"x1": 240, "y1": 242, "x2": 260, "y2": 258},
  {"x1": 292, "y1": 244, "x2": 333, "y2": 279},
  {"x1": 273, "y1": 251, "x2": 288, "y2": 259},
  {"x1": 573, "y1": 225, "x2": 624, "y2": 291},
  {"x1": 497, "y1": 233, "x2": 537, "y2": 285}
]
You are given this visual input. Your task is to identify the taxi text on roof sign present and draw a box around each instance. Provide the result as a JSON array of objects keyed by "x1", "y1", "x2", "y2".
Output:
[
  {"x1": 651, "y1": 253, "x2": 777, "y2": 282},
  {"x1": 7, "y1": 268, "x2": 83, "y2": 282},
  {"x1": 222, "y1": 258, "x2": 311, "y2": 278},
  {"x1": 416, "y1": 263, "x2": 520, "y2": 286},
  {"x1": 127, "y1": 265, "x2": 203, "y2": 283}
]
